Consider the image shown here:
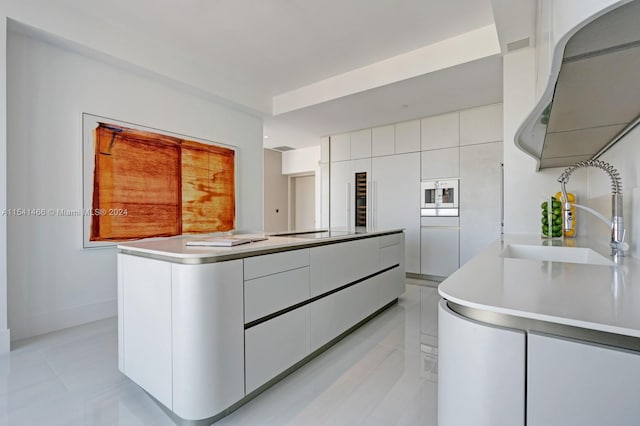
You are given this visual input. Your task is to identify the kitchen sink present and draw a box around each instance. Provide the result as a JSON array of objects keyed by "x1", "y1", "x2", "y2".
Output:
[{"x1": 502, "y1": 244, "x2": 614, "y2": 266}]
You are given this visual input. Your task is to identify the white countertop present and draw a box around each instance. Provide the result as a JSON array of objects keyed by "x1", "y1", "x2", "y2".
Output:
[
  {"x1": 438, "y1": 234, "x2": 640, "y2": 338},
  {"x1": 117, "y1": 228, "x2": 403, "y2": 263}
]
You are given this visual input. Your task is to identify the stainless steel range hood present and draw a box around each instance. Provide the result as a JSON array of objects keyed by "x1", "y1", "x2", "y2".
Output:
[{"x1": 516, "y1": 0, "x2": 640, "y2": 170}]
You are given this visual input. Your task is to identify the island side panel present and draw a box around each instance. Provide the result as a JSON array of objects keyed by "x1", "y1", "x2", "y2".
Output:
[
  {"x1": 171, "y1": 260, "x2": 244, "y2": 420},
  {"x1": 118, "y1": 254, "x2": 174, "y2": 410}
]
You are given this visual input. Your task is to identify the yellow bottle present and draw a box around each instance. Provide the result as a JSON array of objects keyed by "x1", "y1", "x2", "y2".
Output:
[{"x1": 556, "y1": 191, "x2": 576, "y2": 237}]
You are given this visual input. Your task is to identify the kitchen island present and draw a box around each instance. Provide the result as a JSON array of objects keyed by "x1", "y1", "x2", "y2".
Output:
[
  {"x1": 117, "y1": 229, "x2": 405, "y2": 424},
  {"x1": 438, "y1": 235, "x2": 640, "y2": 426}
]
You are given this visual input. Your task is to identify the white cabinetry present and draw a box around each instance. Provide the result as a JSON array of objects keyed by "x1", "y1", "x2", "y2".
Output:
[
  {"x1": 329, "y1": 161, "x2": 352, "y2": 229},
  {"x1": 171, "y1": 261, "x2": 245, "y2": 419},
  {"x1": 421, "y1": 112, "x2": 459, "y2": 150},
  {"x1": 244, "y1": 249, "x2": 310, "y2": 322},
  {"x1": 459, "y1": 104, "x2": 503, "y2": 145},
  {"x1": 118, "y1": 254, "x2": 245, "y2": 420},
  {"x1": 372, "y1": 153, "x2": 421, "y2": 273},
  {"x1": 395, "y1": 120, "x2": 420, "y2": 153},
  {"x1": 330, "y1": 158, "x2": 371, "y2": 228},
  {"x1": 350, "y1": 129, "x2": 372, "y2": 159},
  {"x1": 120, "y1": 256, "x2": 173, "y2": 409},
  {"x1": 438, "y1": 300, "x2": 525, "y2": 426},
  {"x1": 528, "y1": 332, "x2": 640, "y2": 426},
  {"x1": 310, "y1": 237, "x2": 379, "y2": 296},
  {"x1": 421, "y1": 227, "x2": 459, "y2": 277},
  {"x1": 330, "y1": 133, "x2": 350, "y2": 162},
  {"x1": 245, "y1": 306, "x2": 310, "y2": 393},
  {"x1": 372, "y1": 125, "x2": 395, "y2": 157},
  {"x1": 420, "y1": 147, "x2": 459, "y2": 180},
  {"x1": 459, "y1": 141, "x2": 503, "y2": 265}
]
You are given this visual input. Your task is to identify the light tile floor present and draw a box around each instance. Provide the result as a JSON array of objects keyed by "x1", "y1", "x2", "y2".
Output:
[{"x1": 0, "y1": 282, "x2": 440, "y2": 426}]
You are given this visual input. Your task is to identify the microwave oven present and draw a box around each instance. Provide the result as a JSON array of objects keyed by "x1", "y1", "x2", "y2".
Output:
[{"x1": 421, "y1": 179, "x2": 459, "y2": 216}]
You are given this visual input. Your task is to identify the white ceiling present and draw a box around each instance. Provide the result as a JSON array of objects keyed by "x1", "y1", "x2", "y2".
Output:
[
  {"x1": 10, "y1": 0, "x2": 509, "y2": 149},
  {"x1": 264, "y1": 55, "x2": 503, "y2": 148},
  {"x1": 55, "y1": 0, "x2": 495, "y2": 96}
]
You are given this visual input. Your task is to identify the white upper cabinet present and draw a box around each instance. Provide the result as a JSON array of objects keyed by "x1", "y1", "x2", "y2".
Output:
[
  {"x1": 371, "y1": 125, "x2": 395, "y2": 157},
  {"x1": 421, "y1": 112, "x2": 459, "y2": 150},
  {"x1": 330, "y1": 133, "x2": 350, "y2": 162},
  {"x1": 460, "y1": 104, "x2": 503, "y2": 145},
  {"x1": 350, "y1": 129, "x2": 372, "y2": 159},
  {"x1": 395, "y1": 120, "x2": 421, "y2": 153},
  {"x1": 421, "y1": 147, "x2": 460, "y2": 180}
]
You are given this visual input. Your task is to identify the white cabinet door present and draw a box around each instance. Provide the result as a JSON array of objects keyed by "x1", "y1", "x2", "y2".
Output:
[
  {"x1": 309, "y1": 277, "x2": 378, "y2": 352},
  {"x1": 245, "y1": 306, "x2": 310, "y2": 393},
  {"x1": 376, "y1": 267, "x2": 404, "y2": 306},
  {"x1": 459, "y1": 142, "x2": 502, "y2": 265},
  {"x1": 350, "y1": 129, "x2": 371, "y2": 159},
  {"x1": 438, "y1": 300, "x2": 525, "y2": 426},
  {"x1": 421, "y1": 228, "x2": 459, "y2": 277},
  {"x1": 310, "y1": 237, "x2": 379, "y2": 297},
  {"x1": 459, "y1": 103, "x2": 503, "y2": 145},
  {"x1": 330, "y1": 158, "x2": 371, "y2": 229},
  {"x1": 330, "y1": 133, "x2": 350, "y2": 162},
  {"x1": 420, "y1": 147, "x2": 460, "y2": 180},
  {"x1": 528, "y1": 332, "x2": 640, "y2": 426},
  {"x1": 421, "y1": 112, "x2": 459, "y2": 150},
  {"x1": 372, "y1": 153, "x2": 421, "y2": 274},
  {"x1": 372, "y1": 125, "x2": 395, "y2": 157},
  {"x1": 329, "y1": 160, "x2": 352, "y2": 228},
  {"x1": 395, "y1": 120, "x2": 420, "y2": 153}
]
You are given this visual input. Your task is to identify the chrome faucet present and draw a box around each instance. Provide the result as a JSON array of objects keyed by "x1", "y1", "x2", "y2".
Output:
[{"x1": 558, "y1": 160, "x2": 629, "y2": 257}]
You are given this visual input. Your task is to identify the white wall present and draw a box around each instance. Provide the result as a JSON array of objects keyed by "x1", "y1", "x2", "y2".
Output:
[
  {"x1": 503, "y1": 47, "x2": 588, "y2": 235},
  {"x1": 6, "y1": 29, "x2": 263, "y2": 341},
  {"x1": 282, "y1": 146, "x2": 320, "y2": 175},
  {"x1": 264, "y1": 149, "x2": 288, "y2": 232},
  {"x1": 588, "y1": 127, "x2": 640, "y2": 258},
  {"x1": 282, "y1": 145, "x2": 325, "y2": 231}
]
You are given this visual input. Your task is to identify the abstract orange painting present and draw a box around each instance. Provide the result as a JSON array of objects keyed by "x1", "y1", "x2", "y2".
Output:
[{"x1": 83, "y1": 114, "x2": 236, "y2": 246}]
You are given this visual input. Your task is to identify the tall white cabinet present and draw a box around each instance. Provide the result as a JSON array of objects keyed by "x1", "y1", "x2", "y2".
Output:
[
  {"x1": 330, "y1": 126, "x2": 420, "y2": 274},
  {"x1": 329, "y1": 103, "x2": 503, "y2": 278},
  {"x1": 371, "y1": 153, "x2": 420, "y2": 274}
]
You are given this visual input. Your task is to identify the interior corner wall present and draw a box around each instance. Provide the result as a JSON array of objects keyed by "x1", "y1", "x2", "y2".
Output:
[
  {"x1": 6, "y1": 29, "x2": 263, "y2": 342},
  {"x1": 588, "y1": 125, "x2": 640, "y2": 259},
  {"x1": 503, "y1": 47, "x2": 588, "y2": 235},
  {"x1": 264, "y1": 149, "x2": 289, "y2": 232},
  {"x1": 0, "y1": 14, "x2": 10, "y2": 353}
]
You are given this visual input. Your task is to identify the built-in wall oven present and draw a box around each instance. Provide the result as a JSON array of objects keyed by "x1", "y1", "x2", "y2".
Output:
[{"x1": 421, "y1": 179, "x2": 459, "y2": 216}]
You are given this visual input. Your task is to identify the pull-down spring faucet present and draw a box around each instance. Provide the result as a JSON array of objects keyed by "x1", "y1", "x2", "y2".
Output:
[{"x1": 558, "y1": 160, "x2": 628, "y2": 257}]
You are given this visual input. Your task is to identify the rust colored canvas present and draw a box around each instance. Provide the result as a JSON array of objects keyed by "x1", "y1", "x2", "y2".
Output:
[{"x1": 85, "y1": 116, "x2": 236, "y2": 244}]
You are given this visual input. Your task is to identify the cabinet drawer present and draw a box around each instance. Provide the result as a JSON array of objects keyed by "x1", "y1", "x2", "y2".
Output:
[
  {"x1": 245, "y1": 307, "x2": 310, "y2": 393},
  {"x1": 380, "y1": 244, "x2": 401, "y2": 269},
  {"x1": 310, "y1": 238, "x2": 379, "y2": 296},
  {"x1": 309, "y1": 277, "x2": 379, "y2": 352},
  {"x1": 244, "y1": 249, "x2": 309, "y2": 280},
  {"x1": 244, "y1": 267, "x2": 310, "y2": 323},
  {"x1": 378, "y1": 233, "x2": 402, "y2": 248}
]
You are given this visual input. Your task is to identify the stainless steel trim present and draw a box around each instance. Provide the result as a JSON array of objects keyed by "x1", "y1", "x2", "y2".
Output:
[
  {"x1": 447, "y1": 301, "x2": 640, "y2": 352},
  {"x1": 118, "y1": 231, "x2": 404, "y2": 264}
]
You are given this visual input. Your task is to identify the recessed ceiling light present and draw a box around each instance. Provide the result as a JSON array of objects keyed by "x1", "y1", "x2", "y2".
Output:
[
  {"x1": 401, "y1": 104, "x2": 409, "y2": 108},
  {"x1": 263, "y1": 135, "x2": 269, "y2": 139}
]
